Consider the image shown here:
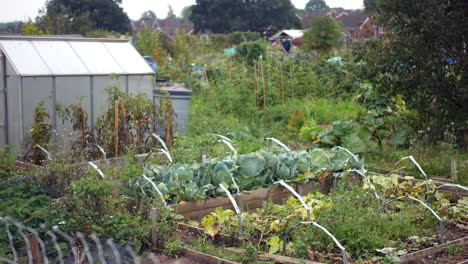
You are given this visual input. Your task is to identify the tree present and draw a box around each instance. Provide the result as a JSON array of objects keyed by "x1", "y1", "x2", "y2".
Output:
[
  {"x1": 305, "y1": 0, "x2": 330, "y2": 12},
  {"x1": 181, "y1": 6, "x2": 194, "y2": 20},
  {"x1": 167, "y1": 5, "x2": 176, "y2": 19},
  {"x1": 190, "y1": 0, "x2": 301, "y2": 33},
  {"x1": 136, "y1": 26, "x2": 168, "y2": 66},
  {"x1": 302, "y1": 16, "x2": 342, "y2": 55},
  {"x1": 37, "y1": 0, "x2": 130, "y2": 34},
  {"x1": 357, "y1": 0, "x2": 468, "y2": 144},
  {"x1": 22, "y1": 19, "x2": 47, "y2": 35},
  {"x1": 141, "y1": 10, "x2": 157, "y2": 20}
]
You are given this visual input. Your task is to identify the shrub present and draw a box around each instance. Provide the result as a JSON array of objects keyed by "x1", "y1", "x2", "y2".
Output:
[
  {"x1": 306, "y1": 98, "x2": 367, "y2": 124},
  {"x1": 228, "y1": 31, "x2": 261, "y2": 45},
  {"x1": 234, "y1": 40, "x2": 267, "y2": 65}
]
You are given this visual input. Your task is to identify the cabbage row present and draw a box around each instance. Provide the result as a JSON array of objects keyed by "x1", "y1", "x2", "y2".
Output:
[{"x1": 133, "y1": 148, "x2": 363, "y2": 204}]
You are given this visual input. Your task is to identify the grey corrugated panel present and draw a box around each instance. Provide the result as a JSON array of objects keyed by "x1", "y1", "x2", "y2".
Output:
[
  {"x1": 32, "y1": 41, "x2": 89, "y2": 75},
  {"x1": 21, "y1": 77, "x2": 54, "y2": 142},
  {"x1": 128, "y1": 75, "x2": 154, "y2": 98},
  {"x1": 0, "y1": 37, "x2": 154, "y2": 76},
  {"x1": 55, "y1": 76, "x2": 93, "y2": 132},
  {"x1": 0, "y1": 36, "x2": 127, "y2": 42},
  {"x1": 0, "y1": 41, "x2": 51, "y2": 75},
  {"x1": 69, "y1": 41, "x2": 125, "y2": 75},
  {"x1": 103, "y1": 42, "x2": 153, "y2": 74},
  {"x1": 92, "y1": 75, "x2": 126, "y2": 123},
  {"x1": 6, "y1": 77, "x2": 20, "y2": 149}
]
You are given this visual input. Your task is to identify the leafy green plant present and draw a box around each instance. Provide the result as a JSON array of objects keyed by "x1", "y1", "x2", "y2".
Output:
[
  {"x1": 299, "y1": 119, "x2": 323, "y2": 142},
  {"x1": 234, "y1": 40, "x2": 267, "y2": 65},
  {"x1": 29, "y1": 101, "x2": 53, "y2": 164},
  {"x1": 314, "y1": 120, "x2": 374, "y2": 153},
  {"x1": 163, "y1": 238, "x2": 184, "y2": 257},
  {"x1": 0, "y1": 149, "x2": 18, "y2": 178},
  {"x1": 139, "y1": 148, "x2": 361, "y2": 203}
]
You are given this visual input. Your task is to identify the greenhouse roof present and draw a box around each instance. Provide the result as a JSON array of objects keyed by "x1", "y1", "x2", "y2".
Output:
[{"x1": 0, "y1": 36, "x2": 154, "y2": 76}]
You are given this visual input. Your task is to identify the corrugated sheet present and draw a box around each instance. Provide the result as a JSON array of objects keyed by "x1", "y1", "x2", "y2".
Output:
[{"x1": 0, "y1": 38, "x2": 154, "y2": 76}]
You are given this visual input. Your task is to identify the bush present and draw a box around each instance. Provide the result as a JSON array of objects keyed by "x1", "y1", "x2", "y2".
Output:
[
  {"x1": 234, "y1": 40, "x2": 267, "y2": 65},
  {"x1": 228, "y1": 31, "x2": 261, "y2": 45},
  {"x1": 306, "y1": 98, "x2": 367, "y2": 124}
]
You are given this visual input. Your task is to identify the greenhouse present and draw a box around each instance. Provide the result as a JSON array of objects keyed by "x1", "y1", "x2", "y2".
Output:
[{"x1": 0, "y1": 36, "x2": 155, "y2": 149}]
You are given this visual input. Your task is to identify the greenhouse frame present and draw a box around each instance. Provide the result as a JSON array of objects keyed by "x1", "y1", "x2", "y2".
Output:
[{"x1": 0, "y1": 36, "x2": 155, "y2": 150}]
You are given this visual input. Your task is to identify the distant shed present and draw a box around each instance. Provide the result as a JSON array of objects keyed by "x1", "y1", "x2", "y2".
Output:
[{"x1": 0, "y1": 36, "x2": 155, "y2": 149}]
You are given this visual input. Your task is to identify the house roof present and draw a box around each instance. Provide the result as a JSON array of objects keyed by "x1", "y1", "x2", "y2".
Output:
[
  {"x1": 298, "y1": 9, "x2": 368, "y2": 33},
  {"x1": 0, "y1": 36, "x2": 154, "y2": 76},
  {"x1": 270, "y1": 30, "x2": 305, "y2": 40},
  {"x1": 131, "y1": 18, "x2": 194, "y2": 37}
]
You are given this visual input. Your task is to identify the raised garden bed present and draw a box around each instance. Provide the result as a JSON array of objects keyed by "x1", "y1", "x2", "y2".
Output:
[{"x1": 170, "y1": 173, "x2": 467, "y2": 264}]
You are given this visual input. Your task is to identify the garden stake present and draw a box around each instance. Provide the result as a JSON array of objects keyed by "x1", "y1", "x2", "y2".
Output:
[
  {"x1": 107, "y1": 239, "x2": 121, "y2": 264},
  {"x1": 0, "y1": 257, "x2": 15, "y2": 264},
  {"x1": 125, "y1": 244, "x2": 142, "y2": 264},
  {"x1": 2, "y1": 218, "x2": 18, "y2": 262},
  {"x1": 334, "y1": 146, "x2": 360, "y2": 164},
  {"x1": 282, "y1": 221, "x2": 349, "y2": 264},
  {"x1": 261, "y1": 59, "x2": 267, "y2": 127},
  {"x1": 159, "y1": 148, "x2": 173, "y2": 163},
  {"x1": 53, "y1": 226, "x2": 79, "y2": 264},
  {"x1": 88, "y1": 162, "x2": 105, "y2": 178},
  {"x1": 280, "y1": 63, "x2": 285, "y2": 105},
  {"x1": 142, "y1": 175, "x2": 167, "y2": 206},
  {"x1": 114, "y1": 100, "x2": 119, "y2": 157},
  {"x1": 219, "y1": 184, "x2": 244, "y2": 242},
  {"x1": 91, "y1": 233, "x2": 107, "y2": 264},
  {"x1": 90, "y1": 143, "x2": 107, "y2": 160},
  {"x1": 345, "y1": 169, "x2": 382, "y2": 203},
  {"x1": 76, "y1": 232, "x2": 94, "y2": 264},
  {"x1": 382, "y1": 195, "x2": 445, "y2": 243},
  {"x1": 211, "y1": 134, "x2": 232, "y2": 142},
  {"x1": 276, "y1": 180, "x2": 311, "y2": 221},
  {"x1": 266, "y1": 137, "x2": 291, "y2": 152},
  {"x1": 45, "y1": 228, "x2": 64, "y2": 264},
  {"x1": 253, "y1": 61, "x2": 259, "y2": 107},
  {"x1": 436, "y1": 183, "x2": 468, "y2": 191},
  {"x1": 152, "y1": 133, "x2": 169, "y2": 152},
  {"x1": 23, "y1": 145, "x2": 52, "y2": 161},
  {"x1": 120, "y1": 99, "x2": 128, "y2": 145},
  {"x1": 217, "y1": 139, "x2": 237, "y2": 155},
  {"x1": 392, "y1": 156, "x2": 430, "y2": 193}
]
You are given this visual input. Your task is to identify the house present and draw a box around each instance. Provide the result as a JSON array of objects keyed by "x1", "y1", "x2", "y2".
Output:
[
  {"x1": 130, "y1": 18, "x2": 194, "y2": 40},
  {"x1": 269, "y1": 30, "x2": 305, "y2": 41},
  {"x1": 297, "y1": 9, "x2": 383, "y2": 39},
  {"x1": 358, "y1": 16, "x2": 384, "y2": 39}
]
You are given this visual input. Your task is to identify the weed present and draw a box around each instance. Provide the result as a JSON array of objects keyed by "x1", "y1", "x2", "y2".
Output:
[{"x1": 163, "y1": 238, "x2": 184, "y2": 257}]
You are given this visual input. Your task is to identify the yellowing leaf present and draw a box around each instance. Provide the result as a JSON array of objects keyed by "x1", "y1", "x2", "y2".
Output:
[
  {"x1": 267, "y1": 235, "x2": 283, "y2": 254},
  {"x1": 205, "y1": 224, "x2": 221, "y2": 237},
  {"x1": 269, "y1": 220, "x2": 280, "y2": 232}
]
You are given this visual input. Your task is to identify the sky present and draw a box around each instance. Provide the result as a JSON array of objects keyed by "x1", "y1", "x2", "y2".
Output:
[{"x1": 1, "y1": 0, "x2": 364, "y2": 23}]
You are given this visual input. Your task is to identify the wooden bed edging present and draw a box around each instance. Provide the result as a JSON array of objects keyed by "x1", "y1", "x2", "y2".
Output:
[
  {"x1": 182, "y1": 248, "x2": 240, "y2": 264},
  {"x1": 226, "y1": 247, "x2": 320, "y2": 264},
  {"x1": 399, "y1": 236, "x2": 468, "y2": 263},
  {"x1": 171, "y1": 179, "x2": 329, "y2": 220}
]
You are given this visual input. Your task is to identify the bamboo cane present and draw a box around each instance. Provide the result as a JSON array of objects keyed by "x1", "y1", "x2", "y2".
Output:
[
  {"x1": 119, "y1": 100, "x2": 128, "y2": 146},
  {"x1": 280, "y1": 63, "x2": 285, "y2": 105},
  {"x1": 261, "y1": 60, "x2": 267, "y2": 127},
  {"x1": 114, "y1": 100, "x2": 119, "y2": 157}
]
